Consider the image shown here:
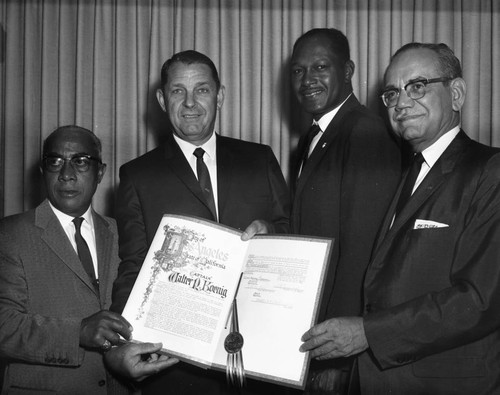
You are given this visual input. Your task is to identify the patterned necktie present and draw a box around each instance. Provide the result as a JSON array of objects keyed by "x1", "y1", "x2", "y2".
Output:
[
  {"x1": 301, "y1": 124, "x2": 321, "y2": 170},
  {"x1": 394, "y1": 152, "x2": 425, "y2": 218},
  {"x1": 73, "y1": 217, "x2": 98, "y2": 289},
  {"x1": 193, "y1": 148, "x2": 218, "y2": 221}
]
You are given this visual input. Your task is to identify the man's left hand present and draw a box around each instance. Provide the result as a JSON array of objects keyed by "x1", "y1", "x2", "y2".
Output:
[
  {"x1": 80, "y1": 310, "x2": 132, "y2": 350},
  {"x1": 300, "y1": 317, "x2": 368, "y2": 360},
  {"x1": 240, "y1": 220, "x2": 273, "y2": 241}
]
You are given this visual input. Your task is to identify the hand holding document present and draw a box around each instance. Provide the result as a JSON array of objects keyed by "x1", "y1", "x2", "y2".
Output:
[{"x1": 121, "y1": 214, "x2": 332, "y2": 389}]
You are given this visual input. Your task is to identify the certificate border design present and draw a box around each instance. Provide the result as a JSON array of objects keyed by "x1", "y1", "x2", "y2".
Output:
[{"x1": 136, "y1": 224, "x2": 206, "y2": 319}]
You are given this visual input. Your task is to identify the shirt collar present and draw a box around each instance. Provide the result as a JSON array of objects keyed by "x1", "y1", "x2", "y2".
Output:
[
  {"x1": 173, "y1": 131, "x2": 217, "y2": 160},
  {"x1": 421, "y1": 126, "x2": 460, "y2": 168},
  {"x1": 314, "y1": 93, "x2": 352, "y2": 132},
  {"x1": 48, "y1": 201, "x2": 93, "y2": 228}
]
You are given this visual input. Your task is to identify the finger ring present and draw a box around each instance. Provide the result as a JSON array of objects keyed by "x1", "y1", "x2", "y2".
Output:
[{"x1": 101, "y1": 339, "x2": 111, "y2": 351}]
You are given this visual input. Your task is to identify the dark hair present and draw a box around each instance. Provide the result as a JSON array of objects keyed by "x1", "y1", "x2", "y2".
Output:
[
  {"x1": 389, "y1": 42, "x2": 462, "y2": 81},
  {"x1": 292, "y1": 28, "x2": 351, "y2": 63},
  {"x1": 160, "y1": 50, "x2": 221, "y2": 90},
  {"x1": 43, "y1": 125, "x2": 102, "y2": 160}
]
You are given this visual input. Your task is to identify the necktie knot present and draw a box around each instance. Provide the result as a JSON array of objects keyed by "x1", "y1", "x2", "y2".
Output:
[
  {"x1": 412, "y1": 152, "x2": 425, "y2": 167},
  {"x1": 194, "y1": 147, "x2": 205, "y2": 160},
  {"x1": 73, "y1": 216, "x2": 84, "y2": 230},
  {"x1": 308, "y1": 123, "x2": 321, "y2": 138}
]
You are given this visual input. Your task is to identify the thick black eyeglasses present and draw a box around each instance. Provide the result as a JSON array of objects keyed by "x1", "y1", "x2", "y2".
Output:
[
  {"x1": 380, "y1": 77, "x2": 452, "y2": 108},
  {"x1": 43, "y1": 155, "x2": 102, "y2": 173}
]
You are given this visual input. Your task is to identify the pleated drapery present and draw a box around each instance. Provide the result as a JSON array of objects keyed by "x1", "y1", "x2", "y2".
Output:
[{"x1": 1, "y1": 0, "x2": 499, "y2": 217}]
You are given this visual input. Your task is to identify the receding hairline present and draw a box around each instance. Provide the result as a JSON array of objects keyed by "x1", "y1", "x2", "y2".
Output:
[
  {"x1": 292, "y1": 28, "x2": 351, "y2": 63},
  {"x1": 43, "y1": 125, "x2": 103, "y2": 159},
  {"x1": 160, "y1": 50, "x2": 221, "y2": 91},
  {"x1": 384, "y1": 42, "x2": 463, "y2": 82}
]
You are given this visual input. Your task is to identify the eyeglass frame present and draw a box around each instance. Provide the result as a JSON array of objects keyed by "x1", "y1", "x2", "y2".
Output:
[
  {"x1": 380, "y1": 77, "x2": 453, "y2": 108},
  {"x1": 42, "y1": 154, "x2": 103, "y2": 173}
]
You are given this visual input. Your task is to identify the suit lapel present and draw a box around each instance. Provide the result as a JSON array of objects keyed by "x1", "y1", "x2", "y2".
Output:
[{"x1": 36, "y1": 200, "x2": 97, "y2": 294}]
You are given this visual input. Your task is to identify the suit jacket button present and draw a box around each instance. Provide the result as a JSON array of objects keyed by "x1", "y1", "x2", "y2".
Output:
[
  {"x1": 365, "y1": 304, "x2": 372, "y2": 312},
  {"x1": 98, "y1": 380, "x2": 106, "y2": 387}
]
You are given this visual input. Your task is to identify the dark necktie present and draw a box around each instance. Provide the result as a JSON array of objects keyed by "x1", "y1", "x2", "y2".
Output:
[
  {"x1": 301, "y1": 124, "x2": 321, "y2": 170},
  {"x1": 73, "y1": 217, "x2": 98, "y2": 289},
  {"x1": 394, "y1": 152, "x2": 425, "y2": 218},
  {"x1": 193, "y1": 147, "x2": 218, "y2": 221}
]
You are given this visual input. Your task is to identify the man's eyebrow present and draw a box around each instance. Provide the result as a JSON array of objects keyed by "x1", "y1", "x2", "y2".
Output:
[
  {"x1": 383, "y1": 76, "x2": 428, "y2": 91},
  {"x1": 406, "y1": 76, "x2": 427, "y2": 83},
  {"x1": 382, "y1": 84, "x2": 398, "y2": 91},
  {"x1": 171, "y1": 81, "x2": 211, "y2": 88},
  {"x1": 44, "y1": 152, "x2": 91, "y2": 157}
]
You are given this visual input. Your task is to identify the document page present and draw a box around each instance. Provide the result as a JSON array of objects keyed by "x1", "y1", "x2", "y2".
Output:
[
  {"x1": 122, "y1": 215, "x2": 247, "y2": 366},
  {"x1": 212, "y1": 235, "x2": 331, "y2": 388}
]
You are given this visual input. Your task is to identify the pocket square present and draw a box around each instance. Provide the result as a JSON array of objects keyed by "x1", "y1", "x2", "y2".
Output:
[{"x1": 414, "y1": 219, "x2": 449, "y2": 229}]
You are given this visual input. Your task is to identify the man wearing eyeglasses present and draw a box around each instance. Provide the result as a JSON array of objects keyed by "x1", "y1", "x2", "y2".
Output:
[
  {"x1": 299, "y1": 42, "x2": 500, "y2": 394},
  {"x1": 0, "y1": 125, "x2": 177, "y2": 394}
]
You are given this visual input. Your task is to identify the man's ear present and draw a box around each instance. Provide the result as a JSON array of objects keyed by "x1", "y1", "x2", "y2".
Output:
[
  {"x1": 217, "y1": 85, "x2": 225, "y2": 110},
  {"x1": 97, "y1": 163, "x2": 107, "y2": 184},
  {"x1": 156, "y1": 88, "x2": 167, "y2": 112},
  {"x1": 344, "y1": 60, "x2": 355, "y2": 82},
  {"x1": 451, "y1": 77, "x2": 466, "y2": 112}
]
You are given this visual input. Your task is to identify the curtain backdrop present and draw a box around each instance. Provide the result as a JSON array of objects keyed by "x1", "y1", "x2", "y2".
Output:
[{"x1": 1, "y1": 0, "x2": 499, "y2": 217}]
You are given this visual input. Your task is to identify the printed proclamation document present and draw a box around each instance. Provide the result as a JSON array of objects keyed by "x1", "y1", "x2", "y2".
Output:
[{"x1": 121, "y1": 214, "x2": 332, "y2": 389}]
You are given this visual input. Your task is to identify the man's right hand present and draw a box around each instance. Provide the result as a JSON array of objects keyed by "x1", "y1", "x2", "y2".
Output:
[{"x1": 104, "y1": 342, "x2": 179, "y2": 381}]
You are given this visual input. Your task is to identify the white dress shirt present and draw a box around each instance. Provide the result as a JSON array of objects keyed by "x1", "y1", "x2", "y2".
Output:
[
  {"x1": 173, "y1": 132, "x2": 219, "y2": 220},
  {"x1": 308, "y1": 93, "x2": 353, "y2": 157},
  {"x1": 49, "y1": 202, "x2": 99, "y2": 277},
  {"x1": 413, "y1": 126, "x2": 461, "y2": 193}
]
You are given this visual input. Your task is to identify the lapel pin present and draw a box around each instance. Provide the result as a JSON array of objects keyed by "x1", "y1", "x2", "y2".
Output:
[{"x1": 322, "y1": 143, "x2": 327, "y2": 149}]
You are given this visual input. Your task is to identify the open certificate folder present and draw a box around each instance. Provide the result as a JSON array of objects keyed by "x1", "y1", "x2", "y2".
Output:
[{"x1": 121, "y1": 214, "x2": 333, "y2": 389}]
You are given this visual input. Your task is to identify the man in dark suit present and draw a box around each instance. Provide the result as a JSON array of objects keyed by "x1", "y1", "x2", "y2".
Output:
[
  {"x1": 300, "y1": 42, "x2": 500, "y2": 394},
  {"x1": 110, "y1": 50, "x2": 291, "y2": 394},
  {"x1": 289, "y1": 28, "x2": 401, "y2": 393},
  {"x1": 0, "y1": 126, "x2": 176, "y2": 394}
]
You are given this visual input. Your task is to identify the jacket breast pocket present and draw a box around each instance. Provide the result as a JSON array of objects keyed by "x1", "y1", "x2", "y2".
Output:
[{"x1": 408, "y1": 227, "x2": 454, "y2": 264}]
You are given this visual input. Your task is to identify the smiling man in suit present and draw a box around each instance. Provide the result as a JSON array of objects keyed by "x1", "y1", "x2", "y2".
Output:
[
  {"x1": 289, "y1": 28, "x2": 401, "y2": 394},
  {"x1": 110, "y1": 50, "x2": 291, "y2": 394},
  {"x1": 0, "y1": 126, "x2": 177, "y2": 394},
  {"x1": 299, "y1": 43, "x2": 500, "y2": 394}
]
